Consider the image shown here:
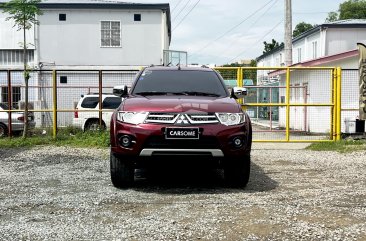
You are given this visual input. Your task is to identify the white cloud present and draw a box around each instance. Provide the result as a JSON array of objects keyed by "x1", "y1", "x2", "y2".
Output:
[{"x1": 135, "y1": 0, "x2": 345, "y2": 64}]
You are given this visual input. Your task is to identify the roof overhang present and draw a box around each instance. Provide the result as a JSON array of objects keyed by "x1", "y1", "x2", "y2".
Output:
[{"x1": 268, "y1": 49, "x2": 358, "y2": 76}]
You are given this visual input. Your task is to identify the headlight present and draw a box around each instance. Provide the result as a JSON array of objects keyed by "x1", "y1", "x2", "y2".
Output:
[
  {"x1": 117, "y1": 111, "x2": 149, "y2": 125},
  {"x1": 216, "y1": 113, "x2": 245, "y2": 126}
]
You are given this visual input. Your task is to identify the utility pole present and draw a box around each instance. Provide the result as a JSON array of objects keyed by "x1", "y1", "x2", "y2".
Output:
[{"x1": 284, "y1": 0, "x2": 292, "y2": 66}]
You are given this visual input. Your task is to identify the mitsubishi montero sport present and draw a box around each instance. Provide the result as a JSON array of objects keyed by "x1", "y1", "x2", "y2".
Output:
[{"x1": 110, "y1": 66, "x2": 252, "y2": 188}]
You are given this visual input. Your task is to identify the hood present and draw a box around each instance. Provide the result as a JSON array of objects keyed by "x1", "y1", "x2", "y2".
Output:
[{"x1": 121, "y1": 95, "x2": 241, "y2": 113}]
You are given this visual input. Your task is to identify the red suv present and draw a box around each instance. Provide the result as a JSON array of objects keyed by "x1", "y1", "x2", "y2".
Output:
[{"x1": 110, "y1": 67, "x2": 252, "y2": 188}]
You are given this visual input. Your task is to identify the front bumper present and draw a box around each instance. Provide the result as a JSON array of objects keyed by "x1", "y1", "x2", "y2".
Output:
[
  {"x1": 11, "y1": 121, "x2": 36, "y2": 131},
  {"x1": 110, "y1": 119, "x2": 252, "y2": 159}
]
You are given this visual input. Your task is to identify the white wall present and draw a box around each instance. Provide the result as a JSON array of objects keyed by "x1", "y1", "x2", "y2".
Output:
[
  {"x1": 326, "y1": 28, "x2": 366, "y2": 56},
  {"x1": 0, "y1": 13, "x2": 35, "y2": 49},
  {"x1": 37, "y1": 9, "x2": 168, "y2": 66}
]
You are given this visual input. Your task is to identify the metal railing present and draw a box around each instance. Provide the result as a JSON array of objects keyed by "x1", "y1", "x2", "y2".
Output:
[{"x1": 1, "y1": 67, "x2": 342, "y2": 142}]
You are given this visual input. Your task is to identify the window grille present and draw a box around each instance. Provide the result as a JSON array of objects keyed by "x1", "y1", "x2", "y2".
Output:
[{"x1": 101, "y1": 21, "x2": 121, "y2": 47}]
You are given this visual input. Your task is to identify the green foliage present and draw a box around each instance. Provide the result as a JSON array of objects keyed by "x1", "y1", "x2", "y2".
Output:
[
  {"x1": 222, "y1": 59, "x2": 257, "y2": 67},
  {"x1": 0, "y1": 129, "x2": 110, "y2": 148},
  {"x1": 220, "y1": 60, "x2": 257, "y2": 85},
  {"x1": 2, "y1": 0, "x2": 42, "y2": 30},
  {"x1": 293, "y1": 22, "x2": 316, "y2": 38},
  {"x1": 263, "y1": 39, "x2": 284, "y2": 54},
  {"x1": 307, "y1": 140, "x2": 366, "y2": 153},
  {"x1": 339, "y1": 0, "x2": 366, "y2": 19},
  {"x1": 326, "y1": 0, "x2": 366, "y2": 22},
  {"x1": 326, "y1": 11, "x2": 339, "y2": 22}
]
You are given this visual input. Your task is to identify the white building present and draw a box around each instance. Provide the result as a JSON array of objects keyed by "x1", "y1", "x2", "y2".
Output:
[
  {"x1": 0, "y1": 0, "x2": 171, "y2": 69},
  {"x1": 256, "y1": 20, "x2": 366, "y2": 134},
  {"x1": 0, "y1": 0, "x2": 171, "y2": 127}
]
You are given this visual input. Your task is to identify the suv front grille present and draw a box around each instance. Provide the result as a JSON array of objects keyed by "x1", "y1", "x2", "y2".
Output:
[
  {"x1": 145, "y1": 113, "x2": 219, "y2": 125},
  {"x1": 145, "y1": 113, "x2": 180, "y2": 124}
]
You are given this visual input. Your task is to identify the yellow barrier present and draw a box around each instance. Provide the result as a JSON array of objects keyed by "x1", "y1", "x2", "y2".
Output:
[
  {"x1": 214, "y1": 66, "x2": 341, "y2": 143},
  {"x1": 0, "y1": 67, "x2": 341, "y2": 142}
]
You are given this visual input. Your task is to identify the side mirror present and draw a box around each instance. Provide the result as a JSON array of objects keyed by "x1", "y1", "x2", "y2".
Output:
[
  {"x1": 231, "y1": 87, "x2": 247, "y2": 99},
  {"x1": 113, "y1": 85, "x2": 128, "y2": 97}
]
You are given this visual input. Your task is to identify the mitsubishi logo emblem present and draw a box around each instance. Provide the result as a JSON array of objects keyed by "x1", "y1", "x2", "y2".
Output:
[{"x1": 176, "y1": 114, "x2": 189, "y2": 124}]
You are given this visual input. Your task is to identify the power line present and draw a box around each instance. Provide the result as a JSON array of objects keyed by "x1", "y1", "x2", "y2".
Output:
[
  {"x1": 227, "y1": 19, "x2": 284, "y2": 64},
  {"x1": 171, "y1": 0, "x2": 183, "y2": 13},
  {"x1": 216, "y1": 0, "x2": 280, "y2": 57},
  {"x1": 189, "y1": 0, "x2": 276, "y2": 57},
  {"x1": 173, "y1": 0, "x2": 192, "y2": 21},
  {"x1": 173, "y1": 0, "x2": 200, "y2": 31},
  {"x1": 293, "y1": 11, "x2": 329, "y2": 14}
]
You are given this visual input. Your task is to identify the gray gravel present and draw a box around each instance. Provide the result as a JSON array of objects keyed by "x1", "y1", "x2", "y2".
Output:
[{"x1": 0, "y1": 144, "x2": 365, "y2": 240}]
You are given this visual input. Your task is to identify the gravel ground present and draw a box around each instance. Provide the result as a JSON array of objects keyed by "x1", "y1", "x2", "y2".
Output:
[{"x1": 0, "y1": 144, "x2": 365, "y2": 240}]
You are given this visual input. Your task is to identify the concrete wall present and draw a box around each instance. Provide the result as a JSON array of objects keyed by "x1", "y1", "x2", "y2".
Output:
[
  {"x1": 0, "y1": 13, "x2": 35, "y2": 50},
  {"x1": 37, "y1": 9, "x2": 168, "y2": 66}
]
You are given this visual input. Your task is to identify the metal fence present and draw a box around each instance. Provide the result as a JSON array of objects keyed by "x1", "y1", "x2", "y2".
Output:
[
  {"x1": 1, "y1": 67, "x2": 343, "y2": 142},
  {"x1": 0, "y1": 69, "x2": 139, "y2": 137},
  {"x1": 215, "y1": 67, "x2": 342, "y2": 142}
]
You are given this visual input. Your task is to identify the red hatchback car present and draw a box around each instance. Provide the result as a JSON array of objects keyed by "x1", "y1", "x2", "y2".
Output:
[{"x1": 110, "y1": 66, "x2": 252, "y2": 188}]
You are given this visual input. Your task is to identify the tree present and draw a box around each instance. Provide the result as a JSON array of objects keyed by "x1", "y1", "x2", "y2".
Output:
[
  {"x1": 326, "y1": 11, "x2": 339, "y2": 22},
  {"x1": 2, "y1": 0, "x2": 42, "y2": 138},
  {"x1": 339, "y1": 0, "x2": 366, "y2": 19},
  {"x1": 263, "y1": 39, "x2": 283, "y2": 54},
  {"x1": 326, "y1": 0, "x2": 366, "y2": 22},
  {"x1": 293, "y1": 22, "x2": 315, "y2": 38}
]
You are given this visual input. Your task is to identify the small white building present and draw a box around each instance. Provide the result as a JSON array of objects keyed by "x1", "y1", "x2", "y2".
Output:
[
  {"x1": 256, "y1": 20, "x2": 366, "y2": 134},
  {"x1": 0, "y1": 0, "x2": 171, "y2": 127},
  {"x1": 0, "y1": 0, "x2": 171, "y2": 69}
]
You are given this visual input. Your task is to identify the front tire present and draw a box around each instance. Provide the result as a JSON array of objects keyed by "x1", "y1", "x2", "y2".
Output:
[
  {"x1": 110, "y1": 152, "x2": 134, "y2": 188},
  {"x1": 224, "y1": 155, "x2": 251, "y2": 188},
  {"x1": 0, "y1": 123, "x2": 8, "y2": 137},
  {"x1": 85, "y1": 119, "x2": 105, "y2": 132}
]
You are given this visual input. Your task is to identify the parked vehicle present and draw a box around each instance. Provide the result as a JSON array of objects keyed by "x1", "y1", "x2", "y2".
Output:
[
  {"x1": 73, "y1": 94, "x2": 122, "y2": 131},
  {"x1": 0, "y1": 103, "x2": 36, "y2": 137},
  {"x1": 110, "y1": 66, "x2": 252, "y2": 188}
]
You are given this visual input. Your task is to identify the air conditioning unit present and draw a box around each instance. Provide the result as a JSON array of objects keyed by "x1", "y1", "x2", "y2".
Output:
[{"x1": 18, "y1": 101, "x2": 34, "y2": 110}]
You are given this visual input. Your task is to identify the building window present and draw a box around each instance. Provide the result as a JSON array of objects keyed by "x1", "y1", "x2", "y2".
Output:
[
  {"x1": 1, "y1": 86, "x2": 21, "y2": 109},
  {"x1": 312, "y1": 41, "x2": 318, "y2": 59},
  {"x1": 59, "y1": 13, "x2": 66, "y2": 21},
  {"x1": 101, "y1": 21, "x2": 121, "y2": 47},
  {"x1": 297, "y1": 48, "x2": 302, "y2": 63},
  {"x1": 60, "y1": 76, "x2": 67, "y2": 84},
  {"x1": 0, "y1": 50, "x2": 34, "y2": 66},
  {"x1": 134, "y1": 14, "x2": 141, "y2": 21}
]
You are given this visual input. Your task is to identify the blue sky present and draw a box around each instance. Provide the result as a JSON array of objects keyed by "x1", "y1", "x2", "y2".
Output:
[{"x1": 136, "y1": 0, "x2": 345, "y2": 65}]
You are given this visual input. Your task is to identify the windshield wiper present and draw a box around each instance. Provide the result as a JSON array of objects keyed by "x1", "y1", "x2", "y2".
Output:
[
  {"x1": 134, "y1": 91, "x2": 169, "y2": 96},
  {"x1": 180, "y1": 91, "x2": 221, "y2": 97}
]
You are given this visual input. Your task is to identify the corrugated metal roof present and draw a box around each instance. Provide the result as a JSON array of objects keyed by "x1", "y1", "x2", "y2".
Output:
[{"x1": 326, "y1": 19, "x2": 366, "y2": 25}]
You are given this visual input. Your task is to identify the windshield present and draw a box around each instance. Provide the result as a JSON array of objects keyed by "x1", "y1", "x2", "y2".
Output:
[
  {"x1": 0, "y1": 103, "x2": 14, "y2": 110},
  {"x1": 132, "y1": 70, "x2": 228, "y2": 97}
]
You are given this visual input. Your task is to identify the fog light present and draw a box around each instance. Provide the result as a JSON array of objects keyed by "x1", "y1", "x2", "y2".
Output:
[
  {"x1": 233, "y1": 137, "x2": 243, "y2": 147},
  {"x1": 120, "y1": 135, "x2": 132, "y2": 147}
]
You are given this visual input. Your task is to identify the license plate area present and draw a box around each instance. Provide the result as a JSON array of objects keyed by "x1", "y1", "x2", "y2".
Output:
[{"x1": 165, "y1": 127, "x2": 199, "y2": 139}]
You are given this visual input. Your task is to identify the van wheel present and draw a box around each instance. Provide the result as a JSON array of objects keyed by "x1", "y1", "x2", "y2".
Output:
[
  {"x1": 224, "y1": 155, "x2": 251, "y2": 188},
  {"x1": 110, "y1": 152, "x2": 134, "y2": 188},
  {"x1": 85, "y1": 119, "x2": 105, "y2": 131},
  {"x1": 0, "y1": 123, "x2": 8, "y2": 137}
]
